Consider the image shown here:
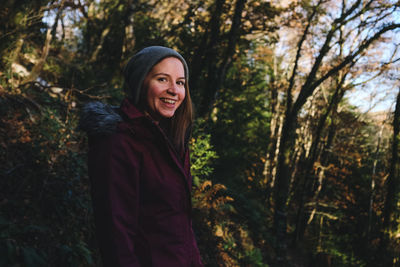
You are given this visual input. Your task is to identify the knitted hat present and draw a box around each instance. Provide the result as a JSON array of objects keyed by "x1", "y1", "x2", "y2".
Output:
[{"x1": 123, "y1": 46, "x2": 189, "y2": 105}]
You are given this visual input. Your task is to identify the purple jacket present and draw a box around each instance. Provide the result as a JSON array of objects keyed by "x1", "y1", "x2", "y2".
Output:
[{"x1": 83, "y1": 99, "x2": 203, "y2": 266}]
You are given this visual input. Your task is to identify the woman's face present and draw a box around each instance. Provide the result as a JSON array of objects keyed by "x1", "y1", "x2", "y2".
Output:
[{"x1": 143, "y1": 57, "x2": 186, "y2": 120}]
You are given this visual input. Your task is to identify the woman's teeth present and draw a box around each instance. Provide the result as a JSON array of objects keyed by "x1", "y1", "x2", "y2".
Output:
[{"x1": 161, "y1": 98, "x2": 176, "y2": 104}]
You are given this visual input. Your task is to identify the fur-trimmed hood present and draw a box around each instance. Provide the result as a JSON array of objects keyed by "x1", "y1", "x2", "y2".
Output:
[{"x1": 79, "y1": 101, "x2": 123, "y2": 135}]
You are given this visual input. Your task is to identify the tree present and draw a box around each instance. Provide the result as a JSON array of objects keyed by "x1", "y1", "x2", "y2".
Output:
[{"x1": 270, "y1": 0, "x2": 400, "y2": 264}]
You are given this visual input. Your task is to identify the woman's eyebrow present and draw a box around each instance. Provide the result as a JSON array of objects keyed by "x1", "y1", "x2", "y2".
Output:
[
  {"x1": 154, "y1": 72, "x2": 169, "y2": 76},
  {"x1": 154, "y1": 72, "x2": 185, "y2": 80}
]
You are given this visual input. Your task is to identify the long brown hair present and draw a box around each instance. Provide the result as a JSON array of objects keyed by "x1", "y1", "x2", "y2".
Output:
[{"x1": 170, "y1": 83, "x2": 193, "y2": 152}]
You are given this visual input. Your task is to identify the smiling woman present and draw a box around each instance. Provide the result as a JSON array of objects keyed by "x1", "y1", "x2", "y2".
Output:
[
  {"x1": 144, "y1": 57, "x2": 186, "y2": 120},
  {"x1": 79, "y1": 46, "x2": 203, "y2": 267}
]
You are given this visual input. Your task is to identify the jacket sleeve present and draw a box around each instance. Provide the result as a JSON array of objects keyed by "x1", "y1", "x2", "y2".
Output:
[{"x1": 88, "y1": 134, "x2": 145, "y2": 267}]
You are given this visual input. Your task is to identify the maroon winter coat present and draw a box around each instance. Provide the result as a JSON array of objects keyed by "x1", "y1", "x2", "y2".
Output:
[{"x1": 84, "y1": 99, "x2": 203, "y2": 267}]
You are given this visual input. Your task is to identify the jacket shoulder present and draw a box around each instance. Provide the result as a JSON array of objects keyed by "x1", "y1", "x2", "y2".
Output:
[{"x1": 79, "y1": 101, "x2": 123, "y2": 135}]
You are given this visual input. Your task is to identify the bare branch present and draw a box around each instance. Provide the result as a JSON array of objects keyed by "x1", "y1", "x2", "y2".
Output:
[
  {"x1": 287, "y1": 0, "x2": 324, "y2": 109},
  {"x1": 292, "y1": 23, "x2": 400, "y2": 116}
]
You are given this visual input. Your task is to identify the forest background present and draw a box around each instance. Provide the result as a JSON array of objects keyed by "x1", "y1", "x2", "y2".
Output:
[{"x1": 1, "y1": 0, "x2": 400, "y2": 266}]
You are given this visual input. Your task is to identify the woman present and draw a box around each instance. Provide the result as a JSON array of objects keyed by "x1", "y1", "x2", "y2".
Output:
[{"x1": 80, "y1": 46, "x2": 203, "y2": 266}]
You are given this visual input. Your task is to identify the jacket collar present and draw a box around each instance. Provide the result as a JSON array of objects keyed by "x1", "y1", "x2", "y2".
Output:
[
  {"x1": 120, "y1": 98, "x2": 145, "y2": 120},
  {"x1": 121, "y1": 98, "x2": 192, "y2": 191}
]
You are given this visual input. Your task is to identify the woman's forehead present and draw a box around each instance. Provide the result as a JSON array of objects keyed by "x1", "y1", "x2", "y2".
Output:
[{"x1": 150, "y1": 57, "x2": 185, "y2": 77}]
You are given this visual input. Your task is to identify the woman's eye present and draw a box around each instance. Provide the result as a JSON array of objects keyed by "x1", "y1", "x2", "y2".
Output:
[
  {"x1": 177, "y1": 81, "x2": 185, "y2": 86},
  {"x1": 158, "y1": 77, "x2": 167, "y2": 82}
]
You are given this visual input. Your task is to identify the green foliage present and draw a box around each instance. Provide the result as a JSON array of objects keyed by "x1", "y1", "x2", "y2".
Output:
[
  {"x1": 0, "y1": 88, "x2": 96, "y2": 266},
  {"x1": 190, "y1": 120, "x2": 271, "y2": 266},
  {"x1": 190, "y1": 121, "x2": 219, "y2": 186}
]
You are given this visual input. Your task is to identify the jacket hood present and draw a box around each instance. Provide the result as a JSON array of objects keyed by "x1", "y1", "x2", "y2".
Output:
[{"x1": 79, "y1": 101, "x2": 123, "y2": 135}]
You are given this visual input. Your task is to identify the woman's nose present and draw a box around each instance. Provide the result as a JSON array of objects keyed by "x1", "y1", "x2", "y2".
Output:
[{"x1": 167, "y1": 82, "x2": 178, "y2": 94}]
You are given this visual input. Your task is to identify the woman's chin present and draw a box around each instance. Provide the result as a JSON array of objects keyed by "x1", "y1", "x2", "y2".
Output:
[{"x1": 159, "y1": 111, "x2": 176, "y2": 119}]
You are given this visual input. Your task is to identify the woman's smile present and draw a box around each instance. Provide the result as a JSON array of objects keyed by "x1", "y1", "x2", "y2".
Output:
[{"x1": 160, "y1": 97, "x2": 177, "y2": 105}]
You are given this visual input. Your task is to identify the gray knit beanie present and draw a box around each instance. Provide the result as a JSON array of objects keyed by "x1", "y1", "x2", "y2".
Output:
[{"x1": 123, "y1": 46, "x2": 189, "y2": 105}]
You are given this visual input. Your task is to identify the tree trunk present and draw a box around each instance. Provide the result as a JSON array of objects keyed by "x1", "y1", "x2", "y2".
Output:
[
  {"x1": 190, "y1": 0, "x2": 225, "y2": 98},
  {"x1": 197, "y1": 0, "x2": 246, "y2": 117},
  {"x1": 381, "y1": 87, "x2": 400, "y2": 244},
  {"x1": 292, "y1": 81, "x2": 346, "y2": 246},
  {"x1": 24, "y1": 29, "x2": 52, "y2": 83},
  {"x1": 273, "y1": 111, "x2": 296, "y2": 265},
  {"x1": 373, "y1": 88, "x2": 400, "y2": 265},
  {"x1": 367, "y1": 124, "x2": 384, "y2": 242},
  {"x1": 264, "y1": 52, "x2": 283, "y2": 192}
]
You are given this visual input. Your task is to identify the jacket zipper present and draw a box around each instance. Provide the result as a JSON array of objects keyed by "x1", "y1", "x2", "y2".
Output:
[{"x1": 146, "y1": 119, "x2": 193, "y2": 214}]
